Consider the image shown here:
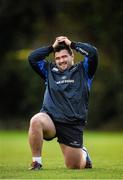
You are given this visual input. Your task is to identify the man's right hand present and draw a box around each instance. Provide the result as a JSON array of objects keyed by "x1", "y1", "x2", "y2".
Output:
[
  {"x1": 52, "y1": 36, "x2": 71, "y2": 48},
  {"x1": 52, "y1": 38, "x2": 59, "y2": 49}
]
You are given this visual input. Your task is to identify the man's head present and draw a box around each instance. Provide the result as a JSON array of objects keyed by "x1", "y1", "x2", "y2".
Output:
[{"x1": 54, "y1": 42, "x2": 74, "y2": 71}]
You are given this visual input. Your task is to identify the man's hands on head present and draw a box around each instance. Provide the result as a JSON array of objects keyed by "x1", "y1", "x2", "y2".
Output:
[{"x1": 52, "y1": 36, "x2": 71, "y2": 48}]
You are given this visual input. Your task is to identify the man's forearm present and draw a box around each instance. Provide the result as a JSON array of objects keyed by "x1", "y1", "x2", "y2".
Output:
[
  {"x1": 28, "y1": 46, "x2": 53, "y2": 63},
  {"x1": 70, "y1": 42, "x2": 98, "y2": 58},
  {"x1": 71, "y1": 42, "x2": 98, "y2": 78}
]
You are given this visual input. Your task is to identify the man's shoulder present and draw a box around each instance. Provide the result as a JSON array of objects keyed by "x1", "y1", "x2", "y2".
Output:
[{"x1": 74, "y1": 61, "x2": 83, "y2": 69}]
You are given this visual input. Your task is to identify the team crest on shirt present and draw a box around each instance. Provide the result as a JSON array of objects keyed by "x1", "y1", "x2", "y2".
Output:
[{"x1": 52, "y1": 67, "x2": 59, "y2": 72}]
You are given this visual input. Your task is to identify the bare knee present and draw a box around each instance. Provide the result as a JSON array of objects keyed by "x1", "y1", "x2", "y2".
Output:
[
  {"x1": 65, "y1": 161, "x2": 80, "y2": 169},
  {"x1": 60, "y1": 144, "x2": 85, "y2": 169},
  {"x1": 29, "y1": 113, "x2": 52, "y2": 130},
  {"x1": 30, "y1": 114, "x2": 43, "y2": 130},
  {"x1": 65, "y1": 158, "x2": 81, "y2": 169}
]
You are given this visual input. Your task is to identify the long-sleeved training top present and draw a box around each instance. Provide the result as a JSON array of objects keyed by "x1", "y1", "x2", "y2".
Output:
[{"x1": 28, "y1": 42, "x2": 98, "y2": 125}]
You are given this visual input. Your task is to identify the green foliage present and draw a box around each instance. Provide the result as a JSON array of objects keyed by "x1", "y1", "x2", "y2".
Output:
[
  {"x1": 87, "y1": 52, "x2": 123, "y2": 130},
  {"x1": 0, "y1": 131, "x2": 123, "y2": 179},
  {"x1": 0, "y1": 59, "x2": 44, "y2": 119}
]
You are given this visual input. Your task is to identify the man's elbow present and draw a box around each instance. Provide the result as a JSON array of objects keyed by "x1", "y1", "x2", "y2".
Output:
[
  {"x1": 92, "y1": 46, "x2": 98, "y2": 56},
  {"x1": 28, "y1": 53, "x2": 34, "y2": 63},
  {"x1": 90, "y1": 47, "x2": 98, "y2": 62}
]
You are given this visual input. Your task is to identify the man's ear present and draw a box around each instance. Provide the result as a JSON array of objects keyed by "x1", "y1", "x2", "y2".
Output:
[
  {"x1": 71, "y1": 52, "x2": 74, "y2": 59},
  {"x1": 71, "y1": 53, "x2": 74, "y2": 65}
]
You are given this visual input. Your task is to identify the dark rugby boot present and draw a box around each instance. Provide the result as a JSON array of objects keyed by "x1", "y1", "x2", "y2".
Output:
[{"x1": 29, "y1": 161, "x2": 42, "y2": 170}]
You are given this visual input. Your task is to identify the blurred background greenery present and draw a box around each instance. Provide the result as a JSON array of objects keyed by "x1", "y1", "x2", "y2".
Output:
[{"x1": 0, "y1": 0, "x2": 123, "y2": 130}]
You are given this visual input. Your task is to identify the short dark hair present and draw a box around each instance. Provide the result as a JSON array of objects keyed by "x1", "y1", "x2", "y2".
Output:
[{"x1": 53, "y1": 42, "x2": 73, "y2": 56}]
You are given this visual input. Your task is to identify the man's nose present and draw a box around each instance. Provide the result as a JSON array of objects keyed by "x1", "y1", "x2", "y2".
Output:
[{"x1": 59, "y1": 58, "x2": 64, "y2": 63}]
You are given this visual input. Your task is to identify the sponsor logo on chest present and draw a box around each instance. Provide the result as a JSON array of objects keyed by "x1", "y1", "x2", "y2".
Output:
[
  {"x1": 56, "y1": 79, "x2": 75, "y2": 84},
  {"x1": 56, "y1": 76, "x2": 74, "y2": 85}
]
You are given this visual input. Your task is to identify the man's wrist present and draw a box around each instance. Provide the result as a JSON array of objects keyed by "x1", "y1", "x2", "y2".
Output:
[
  {"x1": 70, "y1": 42, "x2": 76, "y2": 49},
  {"x1": 49, "y1": 45, "x2": 54, "y2": 52}
]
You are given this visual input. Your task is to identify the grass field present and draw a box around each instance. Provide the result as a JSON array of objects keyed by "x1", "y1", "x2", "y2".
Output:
[{"x1": 0, "y1": 131, "x2": 123, "y2": 179}]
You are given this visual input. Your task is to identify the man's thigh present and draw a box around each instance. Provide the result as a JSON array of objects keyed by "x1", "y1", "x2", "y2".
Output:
[{"x1": 34, "y1": 112, "x2": 56, "y2": 139}]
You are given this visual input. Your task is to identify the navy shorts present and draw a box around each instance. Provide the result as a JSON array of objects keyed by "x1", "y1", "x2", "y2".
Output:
[{"x1": 44, "y1": 121, "x2": 84, "y2": 148}]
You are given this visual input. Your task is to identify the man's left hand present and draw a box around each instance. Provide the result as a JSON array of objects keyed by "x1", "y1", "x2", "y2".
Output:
[{"x1": 56, "y1": 36, "x2": 71, "y2": 46}]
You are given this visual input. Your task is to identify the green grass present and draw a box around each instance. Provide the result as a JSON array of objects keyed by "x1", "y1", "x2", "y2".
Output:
[{"x1": 0, "y1": 131, "x2": 123, "y2": 179}]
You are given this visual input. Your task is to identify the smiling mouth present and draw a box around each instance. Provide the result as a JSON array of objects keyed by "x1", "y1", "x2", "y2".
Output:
[{"x1": 59, "y1": 62, "x2": 67, "y2": 66}]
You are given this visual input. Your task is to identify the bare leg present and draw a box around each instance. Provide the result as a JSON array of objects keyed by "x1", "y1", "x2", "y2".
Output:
[
  {"x1": 28, "y1": 112, "x2": 56, "y2": 157},
  {"x1": 60, "y1": 144, "x2": 86, "y2": 169}
]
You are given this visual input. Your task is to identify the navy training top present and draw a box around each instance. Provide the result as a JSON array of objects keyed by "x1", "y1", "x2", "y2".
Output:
[{"x1": 28, "y1": 42, "x2": 98, "y2": 125}]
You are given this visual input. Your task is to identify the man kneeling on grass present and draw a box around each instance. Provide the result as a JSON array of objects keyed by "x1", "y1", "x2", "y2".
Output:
[{"x1": 28, "y1": 36, "x2": 98, "y2": 170}]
